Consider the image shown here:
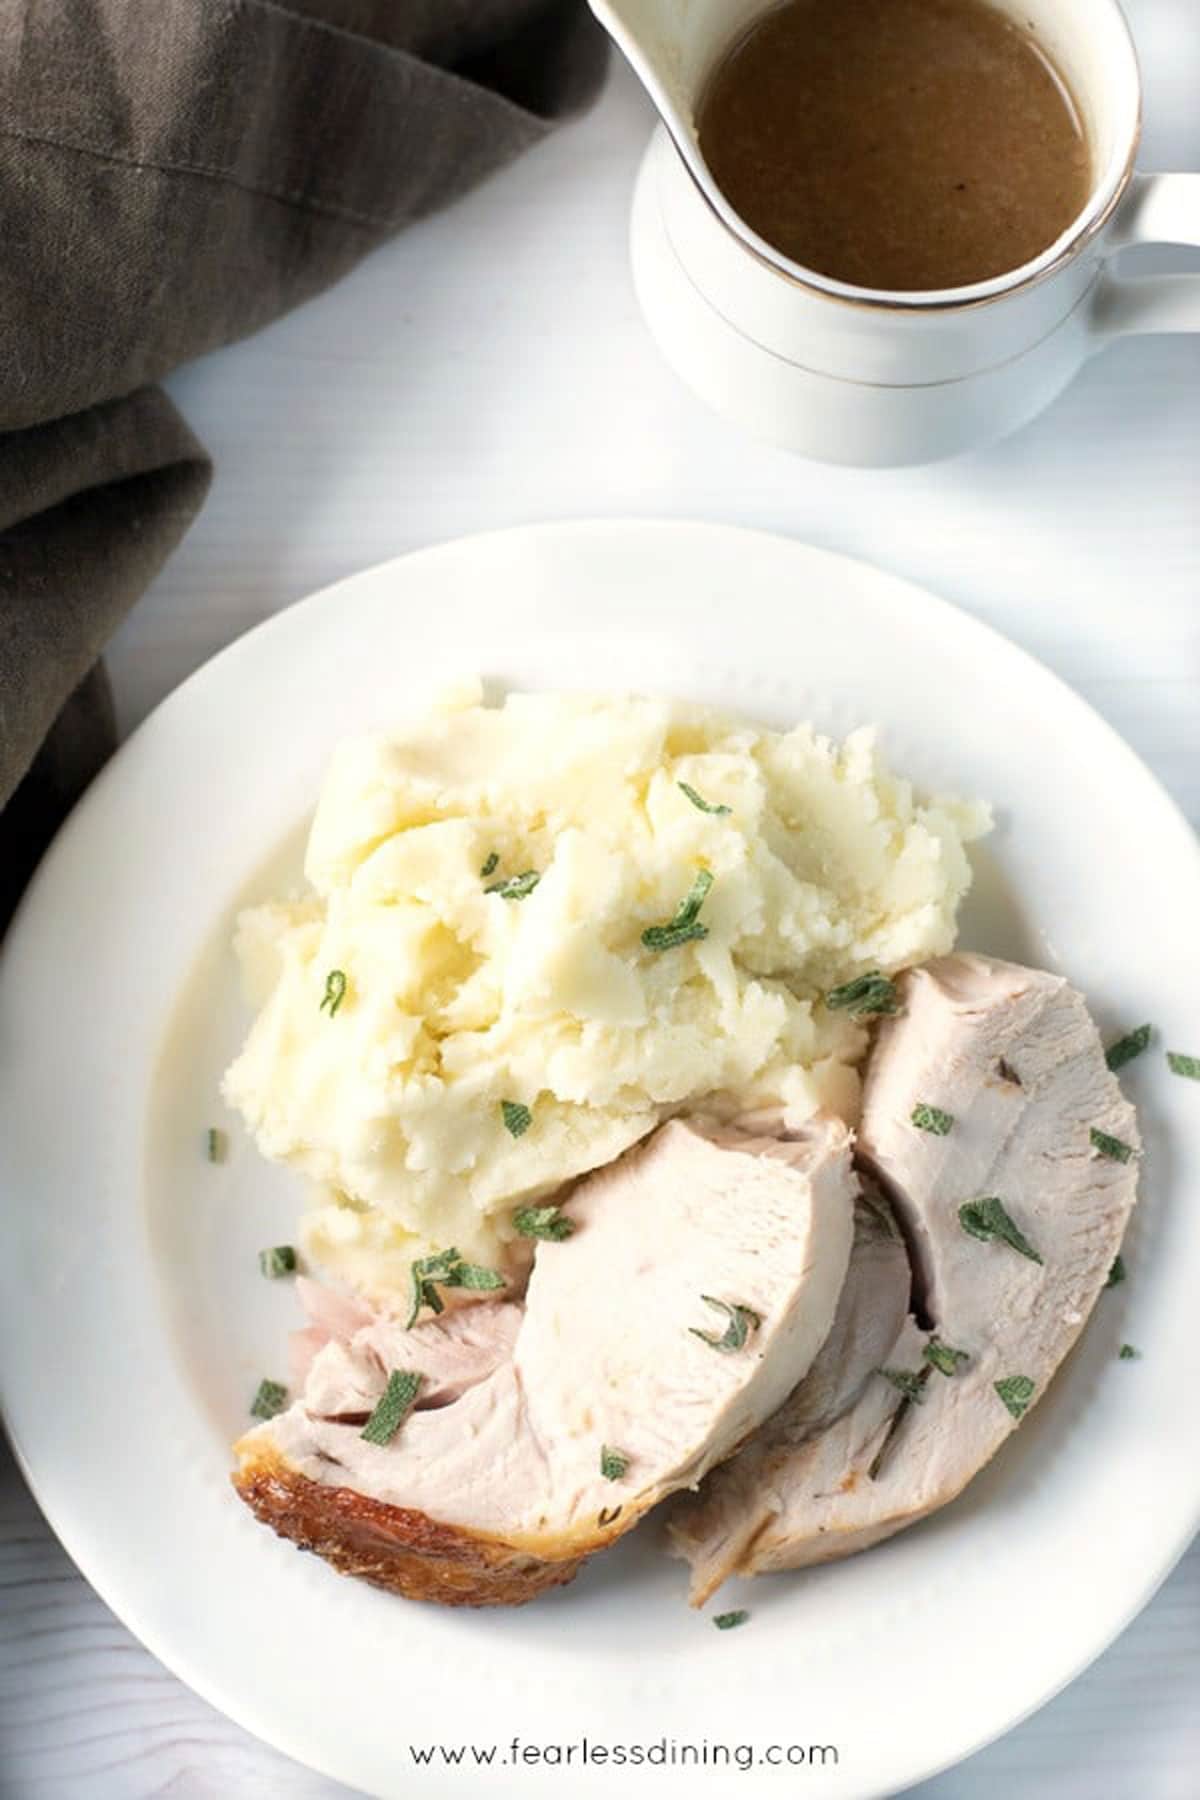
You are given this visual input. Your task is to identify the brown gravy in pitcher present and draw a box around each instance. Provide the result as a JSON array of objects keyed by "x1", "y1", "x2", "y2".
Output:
[{"x1": 697, "y1": 0, "x2": 1093, "y2": 291}]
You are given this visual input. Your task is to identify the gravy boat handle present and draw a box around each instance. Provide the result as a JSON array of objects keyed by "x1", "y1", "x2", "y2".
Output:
[{"x1": 1091, "y1": 172, "x2": 1200, "y2": 338}]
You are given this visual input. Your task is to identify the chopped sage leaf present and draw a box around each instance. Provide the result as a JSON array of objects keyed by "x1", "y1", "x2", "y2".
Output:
[
  {"x1": 689, "y1": 1294, "x2": 761, "y2": 1354},
  {"x1": 713, "y1": 1610, "x2": 749, "y2": 1631},
  {"x1": 959, "y1": 1197, "x2": 1043, "y2": 1264},
  {"x1": 912, "y1": 1103, "x2": 954, "y2": 1136},
  {"x1": 642, "y1": 922, "x2": 708, "y2": 951},
  {"x1": 1106, "y1": 1254, "x2": 1127, "y2": 1289},
  {"x1": 1091, "y1": 1127, "x2": 1136, "y2": 1164},
  {"x1": 479, "y1": 851, "x2": 499, "y2": 879},
  {"x1": 320, "y1": 969, "x2": 347, "y2": 1016},
  {"x1": 361, "y1": 1370, "x2": 422, "y2": 1445},
  {"x1": 1167, "y1": 1051, "x2": 1200, "y2": 1081},
  {"x1": 597, "y1": 1505, "x2": 622, "y2": 1527},
  {"x1": 500, "y1": 1099, "x2": 532, "y2": 1139},
  {"x1": 405, "y1": 1247, "x2": 505, "y2": 1328},
  {"x1": 879, "y1": 1367, "x2": 928, "y2": 1404},
  {"x1": 448, "y1": 1261, "x2": 507, "y2": 1294},
  {"x1": 485, "y1": 870, "x2": 540, "y2": 900},
  {"x1": 867, "y1": 1369, "x2": 930, "y2": 1481},
  {"x1": 825, "y1": 972, "x2": 901, "y2": 1017},
  {"x1": 994, "y1": 1375, "x2": 1036, "y2": 1420},
  {"x1": 600, "y1": 1445, "x2": 629, "y2": 1481},
  {"x1": 1105, "y1": 1024, "x2": 1152, "y2": 1072},
  {"x1": 250, "y1": 1378, "x2": 288, "y2": 1420},
  {"x1": 407, "y1": 1247, "x2": 459, "y2": 1327},
  {"x1": 258, "y1": 1245, "x2": 297, "y2": 1279},
  {"x1": 1119, "y1": 1343, "x2": 1140, "y2": 1360},
  {"x1": 408, "y1": 1277, "x2": 445, "y2": 1326},
  {"x1": 642, "y1": 869, "x2": 714, "y2": 952},
  {"x1": 206, "y1": 1127, "x2": 227, "y2": 1163},
  {"x1": 924, "y1": 1338, "x2": 970, "y2": 1377},
  {"x1": 512, "y1": 1203, "x2": 575, "y2": 1242},
  {"x1": 678, "y1": 780, "x2": 731, "y2": 817}
]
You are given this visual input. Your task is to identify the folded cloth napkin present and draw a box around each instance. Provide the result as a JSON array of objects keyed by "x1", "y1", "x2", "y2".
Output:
[{"x1": 0, "y1": 0, "x2": 606, "y2": 922}]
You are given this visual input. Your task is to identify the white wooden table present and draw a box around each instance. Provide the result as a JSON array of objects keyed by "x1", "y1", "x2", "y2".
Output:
[{"x1": 3, "y1": 5, "x2": 1198, "y2": 1794}]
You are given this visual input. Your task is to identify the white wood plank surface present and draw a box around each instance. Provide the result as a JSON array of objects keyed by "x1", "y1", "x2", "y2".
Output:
[{"x1": 3, "y1": 3, "x2": 1198, "y2": 1793}]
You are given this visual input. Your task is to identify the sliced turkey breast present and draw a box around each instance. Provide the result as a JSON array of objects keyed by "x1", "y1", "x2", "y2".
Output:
[
  {"x1": 668, "y1": 1180, "x2": 911, "y2": 1603},
  {"x1": 300, "y1": 1294, "x2": 524, "y2": 1420},
  {"x1": 670, "y1": 953, "x2": 1139, "y2": 1592},
  {"x1": 234, "y1": 1114, "x2": 855, "y2": 1606}
]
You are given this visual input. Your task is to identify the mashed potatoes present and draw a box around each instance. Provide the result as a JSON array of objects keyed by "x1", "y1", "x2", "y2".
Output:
[{"x1": 223, "y1": 685, "x2": 988, "y2": 1297}]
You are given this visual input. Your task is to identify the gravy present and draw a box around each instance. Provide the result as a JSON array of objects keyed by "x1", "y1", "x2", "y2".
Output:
[{"x1": 697, "y1": 0, "x2": 1093, "y2": 292}]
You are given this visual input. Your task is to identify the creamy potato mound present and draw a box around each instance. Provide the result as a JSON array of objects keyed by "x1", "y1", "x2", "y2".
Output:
[{"x1": 223, "y1": 685, "x2": 988, "y2": 1297}]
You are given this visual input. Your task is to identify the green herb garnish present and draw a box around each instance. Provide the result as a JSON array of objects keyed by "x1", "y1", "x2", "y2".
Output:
[
  {"x1": 1119, "y1": 1343, "x2": 1140, "y2": 1360},
  {"x1": 258, "y1": 1245, "x2": 297, "y2": 1279},
  {"x1": 450, "y1": 1262, "x2": 507, "y2": 1293},
  {"x1": 361, "y1": 1370, "x2": 422, "y2": 1445},
  {"x1": 824, "y1": 972, "x2": 901, "y2": 1017},
  {"x1": 206, "y1": 1127, "x2": 227, "y2": 1163},
  {"x1": 924, "y1": 1338, "x2": 970, "y2": 1377},
  {"x1": 879, "y1": 1367, "x2": 928, "y2": 1404},
  {"x1": 713, "y1": 1610, "x2": 749, "y2": 1631},
  {"x1": 868, "y1": 1366, "x2": 931, "y2": 1481},
  {"x1": 250, "y1": 1378, "x2": 288, "y2": 1420},
  {"x1": 406, "y1": 1247, "x2": 506, "y2": 1328},
  {"x1": 320, "y1": 969, "x2": 347, "y2": 1016},
  {"x1": 642, "y1": 869, "x2": 714, "y2": 952},
  {"x1": 678, "y1": 780, "x2": 731, "y2": 817},
  {"x1": 1091, "y1": 1127, "x2": 1136, "y2": 1164},
  {"x1": 1167, "y1": 1051, "x2": 1200, "y2": 1081},
  {"x1": 512, "y1": 1204, "x2": 574, "y2": 1242},
  {"x1": 912, "y1": 1103, "x2": 954, "y2": 1136},
  {"x1": 1106, "y1": 1254, "x2": 1127, "y2": 1289},
  {"x1": 479, "y1": 851, "x2": 499, "y2": 879},
  {"x1": 600, "y1": 1446, "x2": 629, "y2": 1481},
  {"x1": 994, "y1": 1375, "x2": 1035, "y2": 1420},
  {"x1": 689, "y1": 1294, "x2": 761, "y2": 1354},
  {"x1": 485, "y1": 870, "x2": 540, "y2": 900},
  {"x1": 1105, "y1": 1025, "x2": 1152, "y2": 1072},
  {"x1": 407, "y1": 1247, "x2": 459, "y2": 1324},
  {"x1": 500, "y1": 1100, "x2": 533, "y2": 1139},
  {"x1": 959, "y1": 1197, "x2": 1043, "y2": 1264}
]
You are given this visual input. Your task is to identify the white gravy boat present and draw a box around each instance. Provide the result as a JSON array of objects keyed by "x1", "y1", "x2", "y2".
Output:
[{"x1": 590, "y1": 0, "x2": 1200, "y2": 464}]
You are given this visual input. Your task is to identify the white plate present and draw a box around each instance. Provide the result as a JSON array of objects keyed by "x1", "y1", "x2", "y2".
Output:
[{"x1": 2, "y1": 522, "x2": 1198, "y2": 1800}]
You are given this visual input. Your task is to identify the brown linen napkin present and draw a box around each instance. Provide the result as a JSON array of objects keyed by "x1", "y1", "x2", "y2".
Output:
[{"x1": 0, "y1": 0, "x2": 606, "y2": 920}]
